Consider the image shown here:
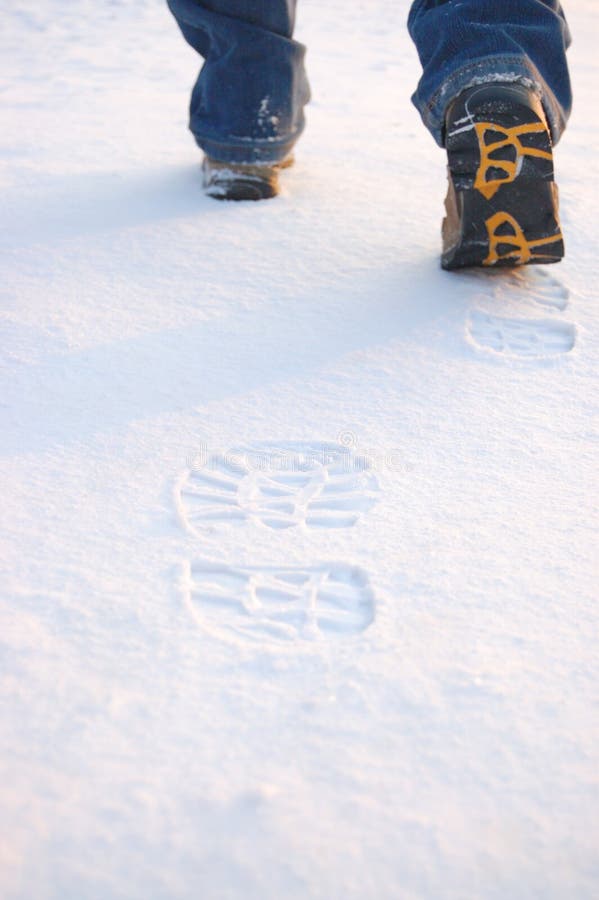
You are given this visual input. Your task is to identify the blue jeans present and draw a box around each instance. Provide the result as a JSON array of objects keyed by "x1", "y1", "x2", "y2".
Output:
[
  {"x1": 409, "y1": 0, "x2": 571, "y2": 146},
  {"x1": 167, "y1": 0, "x2": 571, "y2": 162},
  {"x1": 167, "y1": 0, "x2": 309, "y2": 163}
]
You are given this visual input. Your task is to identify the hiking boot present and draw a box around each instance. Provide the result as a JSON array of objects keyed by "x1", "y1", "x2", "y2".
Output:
[
  {"x1": 442, "y1": 83, "x2": 564, "y2": 270},
  {"x1": 202, "y1": 155, "x2": 294, "y2": 201}
]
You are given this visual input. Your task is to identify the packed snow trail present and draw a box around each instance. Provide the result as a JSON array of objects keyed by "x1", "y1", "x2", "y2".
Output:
[{"x1": 1, "y1": 2, "x2": 598, "y2": 898}]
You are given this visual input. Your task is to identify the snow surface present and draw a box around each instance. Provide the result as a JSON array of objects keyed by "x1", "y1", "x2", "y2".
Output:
[{"x1": 2, "y1": 2, "x2": 598, "y2": 898}]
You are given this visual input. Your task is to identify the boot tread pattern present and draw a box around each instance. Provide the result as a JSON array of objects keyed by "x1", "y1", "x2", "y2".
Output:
[{"x1": 442, "y1": 85, "x2": 564, "y2": 270}]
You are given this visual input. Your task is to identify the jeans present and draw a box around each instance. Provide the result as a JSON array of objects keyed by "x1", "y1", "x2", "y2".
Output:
[
  {"x1": 167, "y1": 0, "x2": 572, "y2": 162},
  {"x1": 167, "y1": 0, "x2": 309, "y2": 163},
  {"x1": 409, "y1": 0, "x2": 572, "y2": 146}
]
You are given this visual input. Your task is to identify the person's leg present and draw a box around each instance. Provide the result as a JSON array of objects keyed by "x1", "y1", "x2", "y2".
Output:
[
  {"x1": 407, "y1": 0, "x2": 572, "y2": 268},
  {"x1": 408, "y1": 0, "x2": 571, "y2": 147},
  {"x1": 167, "y1": 0, "x2": 310, "y2": 165}
]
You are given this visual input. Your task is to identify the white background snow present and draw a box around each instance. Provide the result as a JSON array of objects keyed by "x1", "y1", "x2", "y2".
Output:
[{"x1": 1, "y1": 1, "x2": 598, "y2": 897}]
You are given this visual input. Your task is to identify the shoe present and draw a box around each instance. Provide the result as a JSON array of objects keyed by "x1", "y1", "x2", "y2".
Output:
[
  {"x1": 202, "y1": 155, "x2": 294, "y2": 201},
  {"x1": 442, "y1": 83, "x2": 564, "y2": 270}
]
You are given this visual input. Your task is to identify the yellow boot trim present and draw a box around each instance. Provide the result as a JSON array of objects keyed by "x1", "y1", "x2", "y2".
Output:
[
  {"x1": 474, "y1": 122, "x2": 553, "y2": 200},
  {"x1": 484, "y1": 211, "x2": 563, "y2": 266}
]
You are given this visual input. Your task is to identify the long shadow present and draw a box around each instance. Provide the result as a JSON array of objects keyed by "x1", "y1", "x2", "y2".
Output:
[
  {"x1": 2, "y1": 164, "x2": 211, "y2": 248},
  {"x1": 1, "y1": 160, "x2": 488, "y2": 456},
  {"x1": 2, "y1": 259, "x2": 463, "y2": 456}
]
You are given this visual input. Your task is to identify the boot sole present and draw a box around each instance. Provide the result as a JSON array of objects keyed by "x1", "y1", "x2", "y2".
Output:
[{"x1": 442, "y1": 86, "x2": 564, "y2": 270}]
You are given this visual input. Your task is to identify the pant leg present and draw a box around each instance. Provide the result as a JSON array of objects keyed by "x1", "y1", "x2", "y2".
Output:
[
  {"x1": 167, "y1": 0, "x2": 310, "y2": 163},
  {"x1": 408, "y1": 0, "x2": 572, "y2": 146}
]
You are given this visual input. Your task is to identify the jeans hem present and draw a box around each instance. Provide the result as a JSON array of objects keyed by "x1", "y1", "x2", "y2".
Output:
[
  {"x1": 193, "y1": 131, "x2": 301, "y2": 164},
  {"x1": 415, "y1": 54, "x2": 568, "y2": 147}
]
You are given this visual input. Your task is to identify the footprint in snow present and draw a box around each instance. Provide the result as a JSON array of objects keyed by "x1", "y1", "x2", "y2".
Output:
[
  {"x1": 493, "y1": 268, "x2": 570, "y2": 311},
  {"x1": 180, "y1": 561, "x2": 375, "y2": 644},
  {"x1": 467, "y1": 310, "x2": 576, "y2": 359},
  {"x1": 175, "y1": 443, "x2": 380, "y2": 534}
]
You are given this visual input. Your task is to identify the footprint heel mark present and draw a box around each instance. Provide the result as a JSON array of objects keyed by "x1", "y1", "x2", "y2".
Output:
[
  {"x1": 467, "y1": 311, "x2": 576, "y2": 359},
  {"x1": 176, "y1": 442, "x2": 380, "y2": 534},
  {"x1": 173, "y1": 469, "x2": 246, "y2": 534},
  {"x1": 181, "y1": 561, "x2": 376, "y2": 645},
  {"x1": 492, "y1": 268, "x2": 571, "y2": 310},
  {"x1": 531, "y1": 269, "x2": 570, "y2": 311}
]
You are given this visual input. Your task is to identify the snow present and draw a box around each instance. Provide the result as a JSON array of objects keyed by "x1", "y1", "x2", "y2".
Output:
[{"x1": 1, "y1": 1, "x2": 598, "y2": 898}]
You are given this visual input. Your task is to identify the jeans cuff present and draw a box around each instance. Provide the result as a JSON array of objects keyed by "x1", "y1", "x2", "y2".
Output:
[
  {"x1": 414, "y1": 54, "x2": 568, "y2": 147},
  {"x1": 193, "y1": 132, "x2": 301, "y2": 165}
]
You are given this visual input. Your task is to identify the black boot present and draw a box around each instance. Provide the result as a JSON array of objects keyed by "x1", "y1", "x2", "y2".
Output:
[
  {"x1": 202, "y1": 155, "x2": 294, "y2": 201},
  {"x1": 442, "y1": 83, "x2": 564, "y2": 270}
]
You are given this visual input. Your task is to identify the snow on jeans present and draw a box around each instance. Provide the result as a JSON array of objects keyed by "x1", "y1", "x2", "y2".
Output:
[{"x1": 166, "y1": 0, "x2": 572, "y2": 163}]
